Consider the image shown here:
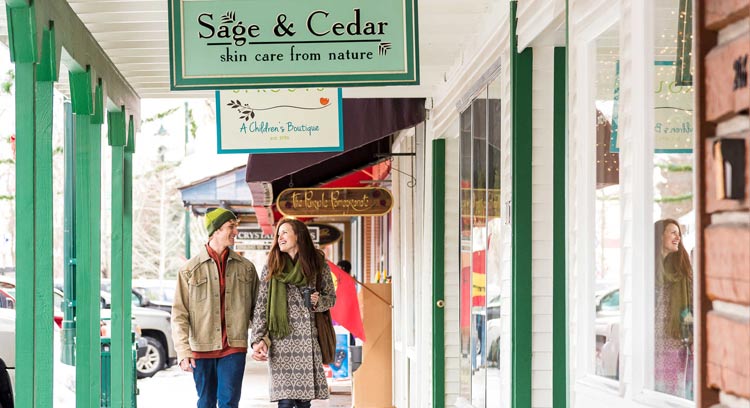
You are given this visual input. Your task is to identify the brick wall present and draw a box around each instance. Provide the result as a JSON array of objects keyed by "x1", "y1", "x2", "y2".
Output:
[
  {"x1": 706, "y1": 312, "x2": 750, "y2": 398},
  {"x1": 700, "y1": 0, "x2": 750, "y2": 405}
]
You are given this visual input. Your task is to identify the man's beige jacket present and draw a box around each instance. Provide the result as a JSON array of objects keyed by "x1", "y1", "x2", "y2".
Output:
[{"x1": 172, "y1": 246, "x2": 259, "y2": 361}]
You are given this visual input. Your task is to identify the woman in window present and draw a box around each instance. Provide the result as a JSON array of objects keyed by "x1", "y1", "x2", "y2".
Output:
[{"x1": 654, "y1": 219, "x2": 693, "y2": 400}]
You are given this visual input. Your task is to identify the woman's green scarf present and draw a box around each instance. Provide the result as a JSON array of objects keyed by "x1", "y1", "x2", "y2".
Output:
[
  {"x1": 267, "y1": 258, "x2": 308, "y2": 338},
  {"x1": 658, "y1": 258, "x2": 692, "y2": 340}
]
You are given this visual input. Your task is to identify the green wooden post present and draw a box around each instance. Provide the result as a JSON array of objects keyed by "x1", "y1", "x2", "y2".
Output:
[
  {"x1": 510, "y1": 2, "x2": 533, "y2": 408},
  {"x1": 90, "y1": 82, "x2": 104, "y2": 408},
  {"x1": 32, "y1": 26, "x2": 57, "y2": 408},
  {"x1": 124, "y1": 116, "x2": 136, "y2": 405},
  {"x1": 62, "y1": 100, "x2": 77, "y2": 366},
  {"x1": 70, "y1": 68, "x2": 100, "y2": 408},
  {"x1": 108, "y1": 109, "x2": 127, "y2": 408},
  {"x1": 553, "y1": 46, "x2": 568, "y2": 408},
  {"x1": 431, "y1": 139, "x2": 446, "y2": 408},
  {"x1": 7, "y1": 3, "x2": 55, "y2": 407}
]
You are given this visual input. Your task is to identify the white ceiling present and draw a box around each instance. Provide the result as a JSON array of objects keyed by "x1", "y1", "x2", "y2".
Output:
[{"x1": 1, "y1": 0, "x2": 496, "y2": 100}]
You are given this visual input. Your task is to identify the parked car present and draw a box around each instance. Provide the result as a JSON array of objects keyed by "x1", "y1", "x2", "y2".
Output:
[
  {"x1": 100, "y1": 279, "x2": 174, "y2": 314},
  {"x1": 0, "y1": 277, "x2": 14, "y2": 310},
  {"x1": 5, "y1": 276, "x2": 173, "y2": 379},
  {"x1": 0, "y1": 307, "x2": 99, "y2": 407},
  {"x1": 132, "y1": 279, "x2": 176, "y2": 314},
  {"x1": 0, "y1": 308, "x2": 16, "y2": 407},
  {"x1": 0, "y1": 288, "x2": 15, "y2": 310},
  {"x1": 100, "y1": 291, "x2": 176, "y2": 378},
  {"x1": 131, "y1": 288, "x2": 172, "y2": 314},
  {"x1": 595, "y1": 288, "x2": 620, "y2": 379},
  {"x1": 486, "y1": 294, "x2": 502, "y2": 367}
]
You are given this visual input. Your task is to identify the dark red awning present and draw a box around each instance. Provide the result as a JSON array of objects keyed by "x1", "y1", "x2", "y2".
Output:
[{"x1": 245, "y1": 98, "x2": 425, "y2": 232}]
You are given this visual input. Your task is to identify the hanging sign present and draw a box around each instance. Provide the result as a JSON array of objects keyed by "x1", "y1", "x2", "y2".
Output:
[
  {"x1": 277, "y1": 187, "x2": 393, "y2": 217},
  {"x1": 306, "y1": 223, "x2": 343, "y2": 246},
  {"x1": 216, "y1": 88, "x2": 343, "y2": 153},
  {"x1": 168, "y1": 0, "x2": 419, "y2": 90}
]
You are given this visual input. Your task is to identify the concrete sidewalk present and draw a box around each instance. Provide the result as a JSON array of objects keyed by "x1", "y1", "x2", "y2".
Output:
[{"x1": 137, "y1": 356, "x2": 352, "y2": 407}]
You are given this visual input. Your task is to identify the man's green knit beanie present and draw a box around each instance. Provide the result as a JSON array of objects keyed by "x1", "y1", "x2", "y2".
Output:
[{"x1": 205, "y1": 208, "x2": 237, "y2": 237}]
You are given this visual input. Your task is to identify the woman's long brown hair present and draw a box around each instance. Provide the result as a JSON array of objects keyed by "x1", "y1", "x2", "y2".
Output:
[
  {"x1": 266, "y1": 218, "x2": 325, "y2": 283},
  {"x1": 654, "y1": 218, "x2": 692, "y2": 282}
]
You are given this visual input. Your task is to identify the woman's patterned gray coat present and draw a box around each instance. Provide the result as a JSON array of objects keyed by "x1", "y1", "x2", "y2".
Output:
[{"x1": 251, "y1": 262, "x2": 336, "y2": 402}]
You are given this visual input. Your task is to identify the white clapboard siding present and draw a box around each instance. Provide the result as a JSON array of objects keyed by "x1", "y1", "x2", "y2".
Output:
[
  {"x1": 518, "y1": 0, "x2": 566, "y2": 50},
  {"x1": 531, "y1": 46, "x2": 556, "y2": 408}
]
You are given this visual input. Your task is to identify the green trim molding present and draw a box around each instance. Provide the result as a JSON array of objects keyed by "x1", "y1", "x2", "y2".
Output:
[
  {"x1": 431, "y1": 139, "x2": 446, "y2": 408},
  {"x1": 553, "y1": 46, "x2": 568, "y2": 408},
  {"x1": 510, "y1": 2, "x2": 533, "y2": 408}
]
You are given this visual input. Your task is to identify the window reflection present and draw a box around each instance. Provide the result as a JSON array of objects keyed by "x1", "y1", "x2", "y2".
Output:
[
  {"x1": 459, "y1": 77, "x2": 503, "y2": 407},
  {"x1": 594, "y1": 23, "x2": 621, "y2": 381},
  {"x1": 653, "y1": 0, "x2": 695, "y2": 400},
  {"x1": 459, "y1": 104, "x2": 473, "y2": 401},
  {"x1": 485, "y1": 77, "x2": 502, "y2": 408}
]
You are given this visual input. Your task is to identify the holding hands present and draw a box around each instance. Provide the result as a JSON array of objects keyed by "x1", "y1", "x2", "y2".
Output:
[{"x1": 252, "y1": 341, "x2": 268, "y2": 361}]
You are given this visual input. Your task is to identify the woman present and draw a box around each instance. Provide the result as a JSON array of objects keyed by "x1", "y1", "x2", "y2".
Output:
[
  {"x1": 250, "y1": 218, "x2": 336, "y2": 408},
  {"x1": 654, "y1": 219, "x2": 693, "y2": 399}
]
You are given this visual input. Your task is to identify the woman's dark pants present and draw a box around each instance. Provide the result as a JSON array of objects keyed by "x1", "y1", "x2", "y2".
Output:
[{"x1": 277, "y1": 399, "x2": 312, "y2": 408}]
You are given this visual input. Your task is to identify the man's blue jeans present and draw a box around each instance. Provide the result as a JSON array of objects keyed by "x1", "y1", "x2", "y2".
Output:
[{"x1": 192, "y1": 352, "x2": 247, "y2": 408}]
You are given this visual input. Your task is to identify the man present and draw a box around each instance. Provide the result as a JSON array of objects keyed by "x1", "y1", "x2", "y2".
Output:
[{"x1": 172, "y1": 208, "x2": 260, "y2": 408}]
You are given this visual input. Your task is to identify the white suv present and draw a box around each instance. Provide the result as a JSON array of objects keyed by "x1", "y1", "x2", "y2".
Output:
[
  {"x1": 100, "y1": 292, "x2": 176, "y2": 378},
  {"x1": 0, "y1": 308, "x2": 15, "y2": 406},
  {"x1": 0, "y1": 308, "x2": 79, "y2": 407}
]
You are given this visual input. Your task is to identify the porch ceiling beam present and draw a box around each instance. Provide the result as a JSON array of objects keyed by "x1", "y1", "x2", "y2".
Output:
[{"x1": 32, "y1": 0, "x2": 141, "y2": 127}]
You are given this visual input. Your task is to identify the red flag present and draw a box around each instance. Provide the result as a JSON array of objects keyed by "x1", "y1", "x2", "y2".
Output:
[{"x1": 327, "y1": 260, "x2": 366, "y2": 342}]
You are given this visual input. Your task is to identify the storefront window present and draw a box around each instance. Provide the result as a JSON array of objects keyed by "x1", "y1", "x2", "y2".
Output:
[
  {"x1": 459, "y1": 75, "x2": 502, "y2": 407},
  {"x1": 652, "y1": 0, "x2": 694, "y2": 400},
  {"x1": 593, "y1": 23, "x2": 621, "y2": 381},
  {"x1": 459, "y1": 103, "x2": 473, "y2": 401},
  {"x1": 471, "y1": 95, "x2": 488, "y2": 408},
  {"x1": 485, "y1": 76, "x2": 502, "y2": 408}
]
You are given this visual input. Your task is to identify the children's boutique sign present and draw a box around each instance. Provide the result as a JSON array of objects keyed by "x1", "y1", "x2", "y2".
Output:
[
  {"x1": 611, "y1": 61, "x2": 693, "y2": 153},
  {"x1": 215, "y1": 88, "x2": 343, "y2": 153},
  {"x1": 168, "y1": 0, "x2": 419, "y2": 90}
]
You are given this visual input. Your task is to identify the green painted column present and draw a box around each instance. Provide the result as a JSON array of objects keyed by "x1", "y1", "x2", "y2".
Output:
[
  {"x1": 552, "y1": 46, "x2": 568, "y2": 408},
  {"x1": 89, "y1": 82, "x2": 104, "y2": 408},
  {"x1": 7, "y1": 3, "x2": 54, "y2": 407},
  {"x1": 62, "y1": 100, "x2": 76, "y2": 366},
  {"x1": 510, "y1": 2, "x2": 533, "y2": 408},
  {"x1": 108, "y1": 109, "x2": 127, "y2": 408},
  {"x1": 8, "y1": 5, "x2": 37, "y2": 408},
  {"x1": 70, "y1": 69, "x2": 101, "y2": 408},
  {"x1": 124, "y1": 116, "x2": 136, "y2": 405},
  {"x1": 32, "y1": 26, "x2": 57, "y2": 408},
  {"x1": 431, "y1": 139, "x2": 446, "y2": 408}
]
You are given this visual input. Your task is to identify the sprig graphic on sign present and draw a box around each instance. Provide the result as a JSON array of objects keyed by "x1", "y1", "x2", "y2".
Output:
[
  {"x1": 221, "y1": 11, "x2": 236, "y2": 24},
  {"x1": 378, "y1": 42, "x2": 392, "y2": 56},
  {"x1": 226, "y1": 98, "x2": 332, "y2": 121}
]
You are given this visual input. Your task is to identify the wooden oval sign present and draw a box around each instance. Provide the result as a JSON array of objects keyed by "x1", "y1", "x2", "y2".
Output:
[{"x1": 276, "y1": 187, "x2": 393, "y2": 217}]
